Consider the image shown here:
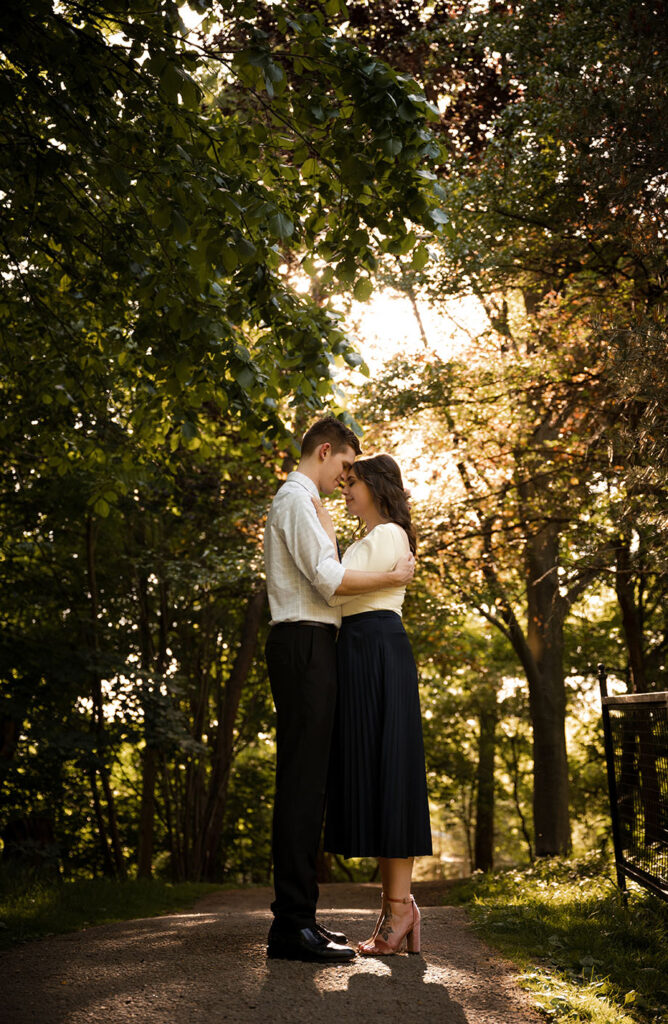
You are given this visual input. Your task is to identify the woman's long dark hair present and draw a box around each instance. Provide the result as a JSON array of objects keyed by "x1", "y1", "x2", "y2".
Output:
[{"x1": 352, "y1": 454, "x2": 417, "y2": 554}]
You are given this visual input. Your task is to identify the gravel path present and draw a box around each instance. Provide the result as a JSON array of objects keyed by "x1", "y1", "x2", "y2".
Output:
[{"x1": 1, "y1": 882, "x2": 542, "y2": 1024}]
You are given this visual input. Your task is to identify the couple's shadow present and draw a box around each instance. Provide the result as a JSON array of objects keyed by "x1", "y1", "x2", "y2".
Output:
[{"x1": 262, "y1": 952, "x2": 468, "y2": 1022}]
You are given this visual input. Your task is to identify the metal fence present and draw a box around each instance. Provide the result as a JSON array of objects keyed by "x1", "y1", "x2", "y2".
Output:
[{"x1": 598, "y1": 665, "x2": 668, "y2": 902}]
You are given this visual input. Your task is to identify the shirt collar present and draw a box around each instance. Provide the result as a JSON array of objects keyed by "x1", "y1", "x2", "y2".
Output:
[{"x1": 287, "y1": 470, "x2": 319, "y2": 499}]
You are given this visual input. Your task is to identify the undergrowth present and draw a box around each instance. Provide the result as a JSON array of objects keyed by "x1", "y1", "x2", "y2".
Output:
[
  {"x1": 0, "y1": 875, "x2": 220, "y2": 950},
  {"x1": 445, "y1": 855, "x2": 668, "y2": 1024}
]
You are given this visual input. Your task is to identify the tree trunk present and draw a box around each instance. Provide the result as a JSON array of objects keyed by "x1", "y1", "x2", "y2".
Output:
[
  {"x1": 448, "y1": 402, "x2": 574, "y2": 860},
  {"x1": 402, "y1": 267, "x2": 431, "y2": 350},
  {"x1": 614, "y1": 538, "x2": 661, "y2": 837},
  {"x1": 186, "y1": 618, "x2": 214, "y2": 877},
  {"x1": 462, "y1": 784, "x2": 475, "y2": 873},
  {"x1": 161, "y1": 754, "x2": 184, "y2": 881},
  {"x1": 137, "y1": 746, "x2": 158, "y2": 879},
  {"x1": 525, "y1": 524, "x2": 571, "y2": 856},
  {"x1": 198, "y1": 585, "x2": 266, "y2": 881},
  {"x1": 615, "y1": 537, "x2": 647, "y2": 692},
  {"x1": 100, "y1": 768, "x2": 127, "y2": 879},
  {"x1": 136, "y1": 571, "x2": 172, "y2": 879},
  {"x1": 86, "y1": 515, "x2": 126, "y2": 878},
  {"x1": 474, "y1": 704, "x2": 496, "y2": 871},
  {"x1": 88, "y1": 768, "x2": 115, "y2": 877},
  {"x1": 136, "y1": 571, "x2": 157, "y2": 879},
  {"x1": 0, "y1": 716, "x2": 21, "y2": 781},
  {"x1": 506, "y1": 733, "x2": 534, "y2": 862},
  {"x1": 478, "y1": 512, "x2": 571, "y2": 858}
]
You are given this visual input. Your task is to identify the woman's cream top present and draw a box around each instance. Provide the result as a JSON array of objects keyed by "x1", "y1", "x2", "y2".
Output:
[{"x1": 328, "y1": 522, "x2": 410, "y2": 617}]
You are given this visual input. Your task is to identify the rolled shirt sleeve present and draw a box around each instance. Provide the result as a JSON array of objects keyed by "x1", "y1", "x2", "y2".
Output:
[{"x1": 264, "y1": 472, "x2": 346, "y2": 625}]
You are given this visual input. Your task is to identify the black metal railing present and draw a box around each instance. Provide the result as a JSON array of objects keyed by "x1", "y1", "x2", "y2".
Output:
[{"x1": 599, "y1": 665, "x2": 668, "y2": 903}]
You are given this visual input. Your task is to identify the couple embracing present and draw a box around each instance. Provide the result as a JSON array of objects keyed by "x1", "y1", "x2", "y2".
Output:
[{"x1": 263, "y1": 417, "x2": 432, "y2": 963}]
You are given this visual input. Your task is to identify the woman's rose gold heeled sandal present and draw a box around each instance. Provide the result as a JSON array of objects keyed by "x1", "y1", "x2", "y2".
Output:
[
  {"x1": 358, "y1": 894, "x2": 421, "y2": 955},
  {"x1": 357, "y1": 891, "x2": 386, "y2": 951}
]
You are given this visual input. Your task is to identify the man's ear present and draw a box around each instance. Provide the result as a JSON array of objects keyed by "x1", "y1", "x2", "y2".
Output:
[{"x1": 319, "y1": 442, "x2": 331, "y2": 460}]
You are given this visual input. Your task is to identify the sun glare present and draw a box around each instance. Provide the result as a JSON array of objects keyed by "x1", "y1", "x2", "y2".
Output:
[
  {"x1": 343, "y1": 288, "x2": 487, "y2": 375},
  {"x1": 332, "y1": 288, "x2": 490, "y2": 504}
]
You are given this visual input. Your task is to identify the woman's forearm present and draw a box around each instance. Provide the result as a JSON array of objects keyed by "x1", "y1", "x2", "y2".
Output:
[{"x1": 334, "y1": 567, "x2": 403, "y2": 596}]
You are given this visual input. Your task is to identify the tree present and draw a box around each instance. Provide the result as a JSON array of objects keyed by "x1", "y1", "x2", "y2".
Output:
[
  {"x1": 342, "y1": 0, "x2": 667, "y2": 855},
  {"x1": 0, "y1": 0, "x2": 445, "y2": 879},
  {"x1": 354, "y1": 332, "x2": 620, "y2": 857},
  {"x1": 1, "y1": 0, "x2": 444, "y2": 474}
]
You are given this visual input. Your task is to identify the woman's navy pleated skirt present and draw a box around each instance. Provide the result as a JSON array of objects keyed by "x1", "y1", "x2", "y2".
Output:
[{"x1": 324, "y1": 610, "x2": 433, "y2": 859}]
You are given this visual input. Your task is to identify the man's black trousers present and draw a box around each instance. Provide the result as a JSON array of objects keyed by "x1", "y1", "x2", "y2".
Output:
[{"x1": 265, "y1": 622, "x2": 337, "y2": 932}]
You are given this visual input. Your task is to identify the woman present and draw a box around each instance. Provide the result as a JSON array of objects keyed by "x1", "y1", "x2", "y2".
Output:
[{"x1": 313, "y1": 454, "x2": 432, "y2": 955}]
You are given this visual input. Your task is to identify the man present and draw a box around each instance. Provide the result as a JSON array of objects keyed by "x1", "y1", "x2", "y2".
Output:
[{"x1": 264, "y1": 417, "x2": 415, "y2": 963}]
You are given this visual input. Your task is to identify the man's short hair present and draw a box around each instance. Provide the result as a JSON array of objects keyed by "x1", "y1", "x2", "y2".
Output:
[{"x1": 300, "y1": 416, "x2": 362, "y2": 457}]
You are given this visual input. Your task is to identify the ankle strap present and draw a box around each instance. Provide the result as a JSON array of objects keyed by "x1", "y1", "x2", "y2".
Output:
[{"x1": 386, "y1": 894, "x2": 414, "y2": 903}]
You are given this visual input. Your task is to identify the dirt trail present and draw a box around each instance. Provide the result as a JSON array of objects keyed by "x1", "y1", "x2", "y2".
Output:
[{"x1": 1, "y1": 881, "x2": 542, "y2": 1024}]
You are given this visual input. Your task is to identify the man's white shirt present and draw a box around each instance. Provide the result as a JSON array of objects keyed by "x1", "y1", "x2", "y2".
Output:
[{"x1": 264, "y1": 471, "x2": 345, "y2": 626}]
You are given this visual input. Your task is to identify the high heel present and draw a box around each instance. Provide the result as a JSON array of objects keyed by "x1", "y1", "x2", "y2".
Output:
[
  {"x1": 357, "y1": 891, "x2": 385, "y2": 951},
  {"x1": 358, "y1": 895, "x2": 421, "y2": 955}
]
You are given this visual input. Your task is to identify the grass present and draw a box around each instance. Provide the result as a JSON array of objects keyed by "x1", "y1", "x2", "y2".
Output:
[
  {"x1": 0, "y1": 875, "x2": 221, "y2": 950},
  {"x1": 444, "y1": 855, "x2": 668, "y2": 1024}
]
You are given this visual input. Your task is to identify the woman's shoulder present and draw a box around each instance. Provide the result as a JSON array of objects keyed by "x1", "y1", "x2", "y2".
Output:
[
  {"x1": 367, "y1": 522, "x2": 409, "y2": 548},
  {"x1": 375, "y1": 521, "x2": 406, "y2": 534}
]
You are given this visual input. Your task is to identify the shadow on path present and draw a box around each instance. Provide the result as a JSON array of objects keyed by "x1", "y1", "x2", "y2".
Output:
[
  {"x1": 260, "y1": 952, "x2": 469, "y2": 1024},
  {"x1": 1, "y1": 883, "x2": 541, "y2": 1024}
]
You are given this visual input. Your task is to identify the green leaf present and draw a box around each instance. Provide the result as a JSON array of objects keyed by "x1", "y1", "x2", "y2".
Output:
[
  {"x1": 219, "y1": 192, "x2": 243, "y2": 217},
  {"x1": 382, "y1": 137, "x2": 403, "y2": 157},
  {"x1": 236, "y1": 366, "x2": 255, "y2": 390},
  {"x1": 301, "y1": 158, "x2": 319, "y2": 178},
  {"x1": 235, "y1": 237, "x2": 257, "y2": 262},
  {"x1": 411, "y1": 245, "x2": 430, "y2": 270},
  {"x1": 153, "y1": 204, "x2": 172, "y2": 229},
  {"x1": 268, "y1": 212, "x2": 294, "y2": 239},
  {"x1": 397, "y1": 102, "x2": 416, "y2": 121},
  {"x1": 175, "y1": 360, "x2": 192, "y2": 384},
  {"x1": 429, "y1": 207, "x2": 449, "y2": 225},
  {"x1": 220, "y1": 246, "x2": 239, "y2": 273},
  {"x1": 341, "y1": 156, "x2": 368, "y2": 186},
  {"x1": 409, "y1": 93, "x2": 441, "y2": 118},
  {"x1": 265, "y1": 62, "x2": 284, "y2": 84},
  {"x1": 353, "y1": 277, "x2": 373, "y2": 301},
  {"x1": 172, "y1": 208, "x2": 189, "y2": 241},
  {"x1": 159, "y1": 62, "x2": 181, "y2": 102},
  {"x1": 178, "y1": 71, "x2": 201, "y2": 108},
  {"x1": 335, "y1": 259, "x2": 356, "y2": 285}
]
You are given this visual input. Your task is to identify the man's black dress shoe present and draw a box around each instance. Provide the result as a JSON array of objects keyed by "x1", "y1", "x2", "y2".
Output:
[
  {"x1": 315, "y1": 922, "x2": 348, "y2": 945},
  {"x1": 267, "y1": 926, "x2": 355, "y2": 963}
]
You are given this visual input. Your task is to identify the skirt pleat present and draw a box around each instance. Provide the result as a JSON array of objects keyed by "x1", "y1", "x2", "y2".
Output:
[{"x1": 324, "y1": 610, "x2": 432, "y2": 859}]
